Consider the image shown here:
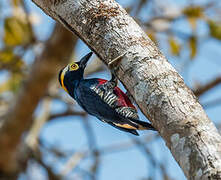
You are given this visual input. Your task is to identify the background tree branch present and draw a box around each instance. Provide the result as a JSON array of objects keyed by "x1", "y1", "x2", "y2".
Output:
[
  {"x1": 0, "y1": 23, "x2": 77, "y2": 175},
  {"x1": 194, "y1": 76, "x2": 221, "y2": 97}
]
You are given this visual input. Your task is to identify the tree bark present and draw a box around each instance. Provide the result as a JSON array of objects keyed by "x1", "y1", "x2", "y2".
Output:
[
  {"x1": 30, "y1": 0, "x2": 221, "y2": 179},
  {"x1": 0, "y1": 23, "x2": 77, "y2": 175}
]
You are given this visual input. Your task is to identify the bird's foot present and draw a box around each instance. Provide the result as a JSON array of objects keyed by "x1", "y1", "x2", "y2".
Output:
[
  {"x1": 107, "y1": 52, "x2": 127, "y2": 89},
  {"x1": 103, "y1": 78, "x2": 117, "y2": 90},
  {"x1": 108, "y1": 73, "x2": 118, "y2": 88}
]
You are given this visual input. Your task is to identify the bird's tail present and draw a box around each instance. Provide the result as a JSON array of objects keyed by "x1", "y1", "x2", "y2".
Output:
[{"x1": 129, "y1": 119, "x2": 156, "y2": 131}]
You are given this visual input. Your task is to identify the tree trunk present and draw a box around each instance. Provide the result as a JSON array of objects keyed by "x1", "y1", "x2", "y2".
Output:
[
  {"x1": 30, "y1": 0, "x2": 221, "y2": 179},
  {"x1": 0, "y1": 23, "x2": 77, "y2": 176}
]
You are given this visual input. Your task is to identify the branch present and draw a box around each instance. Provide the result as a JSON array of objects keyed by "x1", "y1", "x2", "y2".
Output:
[
  {"x1": 48, "y1": 110, "x2": 87, "y2": 121},
  {"x1": 26, "y1": 98, "x2": 52, "y2": 150},
  {"x1": 0, "y1": 23, "x2": 77, "y2": 174},
  {"x1": 81, "y1": 118, "x2": 100, "y2": 179},
  {"x1": 31, "y1": 148, "x2": 62, "y2": 180},
  {"x1": 31, "y1": 0, "x2": 221, "y2": 179},
  {"x1": 193, "y1": 77, "x2": 221, "y2": 97},
  {"x1": 60, "y1": 151, "x2": 86, "y2": 176},
  {"x1": 59, "y1": 134, "x2": 157, "y2": 176}
]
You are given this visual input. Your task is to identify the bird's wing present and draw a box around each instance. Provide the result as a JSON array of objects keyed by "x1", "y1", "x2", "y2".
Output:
[
  {"x1": 91, "y1": 79, "x2": 156, "y2": 131},
  {"x1": 76, "y1": 79, "x2": 154, "y2": 134},
  {"x1": 105, "y1": 121, "x2": 139, "y2": 135},
  {"x1": 92, "y1": 79, "x2": 139, "y2": 120}
]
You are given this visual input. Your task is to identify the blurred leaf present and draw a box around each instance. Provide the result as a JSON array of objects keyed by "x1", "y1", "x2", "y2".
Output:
[
  {"x1": 183, "y1": 6, "x2": 203, "y2": 30},
  {"x1": 147, "y1": 31, "x2": 157, "y2": 45},
  {"x1": 169, "y1": 36, "x2": 180, "y2": 56},
  {"x1": 0, "y1": 81, "x2": 9, "y2": 94},
  {"x1": 12, "y1": 0, "x2": 22, "y2": 7},
  {"x1": 208, "y1": 20, "x2": 221, "y2": 41},
  {"x1": 9, "y1": 73, "x2": 23, "y2": 92},
  {"x1": 4, "y1": 16, "x2": 32, "y2": 46},
  {"x1": 0, "y1": 73, "x2": 22, "y2": 93},
  {"x1": 0, "y1": 49, "x2": 14, "y2": 63},
  {"x1": 189, "y1": 36, "x2": 197, "y2": 59},
  {"x1": 183, "y1": 6, "x2": 203, "y2": 18},
  {"x1": 0, "y1": 49, "x2": 25, "y2": 71}
]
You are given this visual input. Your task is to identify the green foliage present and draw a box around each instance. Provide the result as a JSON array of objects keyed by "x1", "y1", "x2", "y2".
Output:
[
  {"x1": 183, "y1": 6, "x2": 204, "y2": 30},
  {"x1": 12, "y1": 0, "x2": 22, "y2": 7},
  {"x1": 0, "y1": 73, "x2": 23, "y2": 93},
  {"x1": 0, "y1": 1, "x2": 31, "y2": 94},
  {"x1": 189, "y1": 36, "x2": 197, "y2": 59},
  {"x1": 208, "y1": 20, "x2": 221, "y2": 41},
  {"x1": 169, "y1": 36, "x2": 181, "y2": 56},
  {"x1": 183, "y1": 6, "x2": 203, "y2": 18},
  {"x1": 0, "y1": 48, "x2": 24, "y2": 93},
  {"x1": 0, "y1": 49, "x2": 25, "y2": 71},
  {"x1": 4, "y1": 16, "x2": 32, "y2": 47},
  {"x1": 0, "y1": 49, "x2": 14, "y2": 63}
]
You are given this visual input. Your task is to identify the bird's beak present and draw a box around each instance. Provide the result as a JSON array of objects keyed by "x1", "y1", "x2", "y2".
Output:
[{"x1": 79, "y1": 52, "x2": 93, "y2": 68}]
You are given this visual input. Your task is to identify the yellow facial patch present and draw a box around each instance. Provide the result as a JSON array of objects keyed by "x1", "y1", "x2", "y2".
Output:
[
  {"x1": 69, "y1": 63, "x2": 79, "y2": 71},
  {"x1": 60, "y1": 66, "x2": 68, "y2": 92}
]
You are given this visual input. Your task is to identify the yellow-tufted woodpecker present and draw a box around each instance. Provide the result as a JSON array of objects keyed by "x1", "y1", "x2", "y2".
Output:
[{"x1": 58, "y1": 52, "x2": 155, "y2": 135}]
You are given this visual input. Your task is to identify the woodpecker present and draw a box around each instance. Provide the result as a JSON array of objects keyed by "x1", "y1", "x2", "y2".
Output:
[{"x1": 58, "y1": 52, "x2": 155, "y2": 135}]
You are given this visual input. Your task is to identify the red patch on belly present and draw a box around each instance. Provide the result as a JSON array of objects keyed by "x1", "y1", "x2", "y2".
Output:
[{"x1": 97, "y1": 78, "x2": 136, "y2": 109}]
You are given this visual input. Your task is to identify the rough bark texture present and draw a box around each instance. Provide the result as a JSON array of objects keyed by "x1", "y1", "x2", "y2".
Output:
[
  {"x1": 0, "y1": 23, "x2": 77, "y2": 175},
  {"x1": 30, "y1": 0, "x2": 221, "y2": 179}
]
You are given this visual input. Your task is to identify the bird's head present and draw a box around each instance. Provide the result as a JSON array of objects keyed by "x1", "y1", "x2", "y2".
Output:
[{"x1": 58, "y1": 52, "x2": 93, "y2": 92}]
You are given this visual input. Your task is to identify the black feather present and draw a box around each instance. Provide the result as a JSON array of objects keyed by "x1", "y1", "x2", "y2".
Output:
[{"x1": 129, "y1": 118, "x2": 156, "y2": 131}]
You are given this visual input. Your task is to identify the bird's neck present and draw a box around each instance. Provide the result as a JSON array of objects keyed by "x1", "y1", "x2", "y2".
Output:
[{"x1": 65, "y1": 78, "x2": 82, "y2": 97}]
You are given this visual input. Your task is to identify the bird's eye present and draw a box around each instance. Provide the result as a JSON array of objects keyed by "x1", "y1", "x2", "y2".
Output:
[{"x1": 70, "y1": 63, "x2": 79, "y2": 71}]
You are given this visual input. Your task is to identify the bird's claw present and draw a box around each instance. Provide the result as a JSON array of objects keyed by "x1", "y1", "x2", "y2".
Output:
[
  {"x1": 109, "y1": 73, "x2": 118, "y2": 87},
  {"x1": 107, "y1": 52, "x2": 127, "y2": 88}
]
